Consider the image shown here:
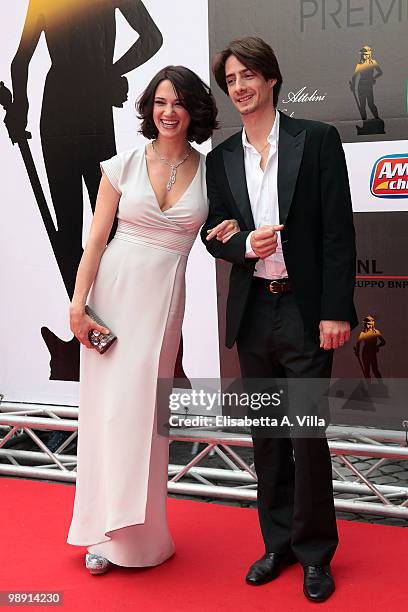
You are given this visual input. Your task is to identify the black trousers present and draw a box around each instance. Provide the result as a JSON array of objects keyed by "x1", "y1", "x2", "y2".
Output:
[{"x1": 236, "y1": 282, "x2": 338, "y2": 565}]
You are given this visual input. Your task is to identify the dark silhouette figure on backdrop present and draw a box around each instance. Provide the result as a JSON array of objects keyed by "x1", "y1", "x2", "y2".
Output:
[
  {"x1": 5, "y1": 0, "x2": 163, "y2": 381},
  {"x1": 354, "y1": 315, "x2": 386, "y2": 379},
  {"x1": 349, "y1": 45, "x2": 385, "y2": 136}
]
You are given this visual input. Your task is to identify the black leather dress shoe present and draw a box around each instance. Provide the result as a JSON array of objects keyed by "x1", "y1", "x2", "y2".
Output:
[
  {"x1": 303, "y1": 565, "x2": 335, "y2": 602},
  {"x1": 245, "y1": 552, "x2": 297, "y2": 585}
]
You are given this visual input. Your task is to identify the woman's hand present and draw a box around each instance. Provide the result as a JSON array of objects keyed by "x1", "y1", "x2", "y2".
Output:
[
  {"x1": 70, "y1": 304, "x2": 110, "y2": 349},
  {"x1": 206, "y1": 219, "x2": 240, "y2": 243}
]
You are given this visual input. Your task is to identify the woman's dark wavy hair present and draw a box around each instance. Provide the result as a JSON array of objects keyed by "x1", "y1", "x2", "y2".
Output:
[{"x1": 137, "y1": 65, "x2": 218, "y2": 144}]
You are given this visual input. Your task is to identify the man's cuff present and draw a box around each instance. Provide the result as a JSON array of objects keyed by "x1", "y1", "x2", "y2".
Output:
[{"x1": 245, "y1": 232, "x2": 257, "y2": 258}]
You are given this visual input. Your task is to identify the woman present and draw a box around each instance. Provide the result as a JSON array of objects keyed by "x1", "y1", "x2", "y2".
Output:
[{"x1": 67, "y1": 65, "x2": 238, "y2": 574}]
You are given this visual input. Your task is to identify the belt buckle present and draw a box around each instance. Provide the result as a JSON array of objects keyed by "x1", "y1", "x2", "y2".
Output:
[{"x1": 268, "y1": 280, "x2": 280, "y2": 294}]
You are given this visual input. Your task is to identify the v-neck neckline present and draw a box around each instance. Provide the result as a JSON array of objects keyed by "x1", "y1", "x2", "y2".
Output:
[{"x1": 144, "y1": 146, "x2": 201, "y2": 214}]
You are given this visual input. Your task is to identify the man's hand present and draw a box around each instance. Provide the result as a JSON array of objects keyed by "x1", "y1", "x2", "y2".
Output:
[
  {"x1": 206, "y1": 219, "x2": 240, "y2": 243},
  {"x1": 250, "y1": 225, "x2": 284, "y2": 259},
  {"x1": 319, "y1": 320, "x2": 351, "y2": 350}
]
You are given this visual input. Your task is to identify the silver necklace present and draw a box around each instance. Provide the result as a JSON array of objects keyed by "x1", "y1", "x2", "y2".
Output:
[
  {"x1": 258, "y1": 141, "x2": 270, "y2": 155},
  {"x1": 151, "y1": 140, "x2": 193, "y2": 191}
]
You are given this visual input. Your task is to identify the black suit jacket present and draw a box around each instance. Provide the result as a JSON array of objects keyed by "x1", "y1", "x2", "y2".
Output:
[{"x1": 201, "y1": 112, "x2": 358, "y2": 349}]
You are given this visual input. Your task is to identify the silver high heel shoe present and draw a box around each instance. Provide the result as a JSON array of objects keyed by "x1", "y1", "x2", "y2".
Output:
[{"x1": 85, "y1": 553, "x2": 110, "y2": 575}]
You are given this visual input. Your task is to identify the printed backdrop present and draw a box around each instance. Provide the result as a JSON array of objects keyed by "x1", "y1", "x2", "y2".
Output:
[
  {"x1": 208, "y1": 0, "x2": 408, "y2": 384},
  {"x1": 1, "y1": 0, "x2": 407, "y2": 408},
  {"x1": 0, "y1": 0, "x2": 219, "y2": 405}
]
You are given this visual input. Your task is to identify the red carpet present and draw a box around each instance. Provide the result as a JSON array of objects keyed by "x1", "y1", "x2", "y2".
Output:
[{"x1": 0, "y1": 478, "x2": 407, "y2": 611}]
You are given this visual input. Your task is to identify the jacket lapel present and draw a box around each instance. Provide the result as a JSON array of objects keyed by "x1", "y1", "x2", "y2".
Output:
[
  {"x1": 221, "y1": 114, "x2": 306, "y2": 230},
  {"x1": 278, "y1": 113, "x2": 306, "y2": 226},
  {"x1": 222, "y1": 136, "x2": 255, "y2": 231}
]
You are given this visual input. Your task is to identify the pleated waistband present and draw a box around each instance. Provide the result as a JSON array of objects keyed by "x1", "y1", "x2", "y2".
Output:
[{"x1": 114, "y1": 219, "x2": 196, "y2": 256}]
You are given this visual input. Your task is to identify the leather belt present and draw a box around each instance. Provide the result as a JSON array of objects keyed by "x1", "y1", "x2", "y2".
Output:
[{"x1": 252, "y1": 277, "x2": 292, "y2": 294}]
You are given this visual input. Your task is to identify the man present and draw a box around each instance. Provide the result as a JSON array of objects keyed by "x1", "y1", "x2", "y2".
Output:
[{"x1": 202, "y1": 37, "x2": 357, "y2": 602}]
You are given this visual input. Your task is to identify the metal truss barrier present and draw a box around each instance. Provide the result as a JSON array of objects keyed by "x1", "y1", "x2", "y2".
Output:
[{"x1": 1, "y1": 401, "x2": 408, "y2": 519}]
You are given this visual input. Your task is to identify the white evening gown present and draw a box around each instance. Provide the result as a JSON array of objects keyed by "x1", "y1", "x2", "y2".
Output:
[{"x1": 67, "y1": 146, "x2": 208, "y2": 566}]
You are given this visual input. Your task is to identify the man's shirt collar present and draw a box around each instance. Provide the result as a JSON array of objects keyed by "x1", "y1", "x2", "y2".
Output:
[{"x1": 242, "y1": 110, "x2": 280, "y2": 155}]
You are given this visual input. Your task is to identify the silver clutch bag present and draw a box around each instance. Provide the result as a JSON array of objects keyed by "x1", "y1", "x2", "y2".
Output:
[{"x1": 85, "y1": 305, "x2": 117, "y2": 354}]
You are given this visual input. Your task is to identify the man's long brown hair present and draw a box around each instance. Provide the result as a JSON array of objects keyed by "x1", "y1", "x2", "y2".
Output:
[{"x1": 212, "y1": 36, "x2": 283, "y2": 108}]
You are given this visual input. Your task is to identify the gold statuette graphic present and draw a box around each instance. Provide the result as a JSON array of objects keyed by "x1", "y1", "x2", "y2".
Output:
[
  {"x1": 349, "y1": 46, "x2": 385, "y2": 136},
  {"x1": 354, "y1": 315, "x2": 386, "y2": 379}
]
